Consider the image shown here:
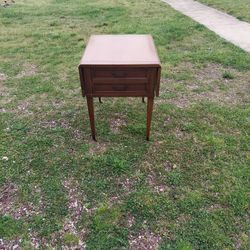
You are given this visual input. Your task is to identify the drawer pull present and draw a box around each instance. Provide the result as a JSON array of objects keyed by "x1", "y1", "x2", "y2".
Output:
[
  {"x1": 112, "y1": 85, "x2": 128, "y2": 91},
  {"x1": 112, "y1": 72, "x2": 127, "y2": 78}
]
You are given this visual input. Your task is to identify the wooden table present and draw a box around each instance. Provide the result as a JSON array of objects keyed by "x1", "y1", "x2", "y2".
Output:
[{"x1": 78, "y1": 35, "x2": 161, "y2": 140}]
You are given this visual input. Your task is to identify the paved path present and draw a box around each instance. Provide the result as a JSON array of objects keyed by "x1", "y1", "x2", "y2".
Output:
[{"x1": 162, "y1": 0, "x2": 250, "y2": 52}]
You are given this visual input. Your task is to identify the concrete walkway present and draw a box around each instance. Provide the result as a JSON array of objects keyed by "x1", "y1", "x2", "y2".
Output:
[{"x1": 162, "y1": 0, "x2": 250, "y2": 52}]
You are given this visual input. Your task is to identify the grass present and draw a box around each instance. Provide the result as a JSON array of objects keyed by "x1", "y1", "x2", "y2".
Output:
[
  {"x1": 197, "y1": 0, "x2": 250, "y2": 22},
  {"x1": 222, "y1": 71, "x2": 234, "y2": 80},
  {"x1": 0, "y1": 0, "x2": 250, "y2": 249}
]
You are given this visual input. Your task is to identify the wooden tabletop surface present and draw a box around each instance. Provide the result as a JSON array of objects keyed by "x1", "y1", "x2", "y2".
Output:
[{"x1": 80, "y1": 35, "x2": 161, "y2": 66}]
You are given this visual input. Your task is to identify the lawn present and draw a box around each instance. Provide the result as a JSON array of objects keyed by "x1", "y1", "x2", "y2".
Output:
[
  {"x1": 198, "y1": 0, "x2": 250, "y2": 22},
  {"x1": 0, "y1": 0, "x2": 250, "y2": 249}
]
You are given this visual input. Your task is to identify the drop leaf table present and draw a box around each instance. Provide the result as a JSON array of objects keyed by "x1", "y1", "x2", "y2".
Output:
[{"x1": 78, "y1": 35, "x2": 161, "y2": 140}]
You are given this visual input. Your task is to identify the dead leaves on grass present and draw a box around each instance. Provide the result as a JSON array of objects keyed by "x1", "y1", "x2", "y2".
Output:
[
  {"x1": 110, "y1": 113, "x2": 127, "y2": 134},
  {"x1": 0, "y1": 183, "x2": 17, "y2": 216},
  {"x1": 16, "y1": 64, "x2": 38, "y2": 78},
  {"x1": 88, "y1": 141, "x2": 107, "y2": 155},
  {"x1": 147, "y1": 173, "x2": 170, "y2": 194},
  {"x1": 0, "y1": 72, "x2": 7, "y2": 81},
  {"x1": 61, "y1": 177, "x2": 88, "y2": 248},
  {"x1": 1, "y1": 0, "x2": 15, "y2": 8},
  {"x1": 0, "y1": 182, "x2": 43, "y2": 219},
  {"x1": 129, "y1": 230, "x2": 162, "y2": 250},
  {"x1": 0, "y1": 73, "x2": 12, "y2": 106}
]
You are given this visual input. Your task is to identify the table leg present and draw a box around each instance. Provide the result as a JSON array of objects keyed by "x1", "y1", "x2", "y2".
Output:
[
  {"x1": 86, "y1": 97, "x2": 96, "y2": 141},
  {"x1": 146, "y1": 97, "x2": 154, "y2": 141}
]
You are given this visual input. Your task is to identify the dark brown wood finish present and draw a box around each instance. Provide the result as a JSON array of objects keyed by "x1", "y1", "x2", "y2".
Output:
[
  {"x1": 79, "y1": 35, "x2": 161, "y2": 140},
  {"x1": 146, "y1": 97, "x2": 154, "y2": 141},
  {"x1": 86, "y1": 97, "x2": 96, "y2": 141}
]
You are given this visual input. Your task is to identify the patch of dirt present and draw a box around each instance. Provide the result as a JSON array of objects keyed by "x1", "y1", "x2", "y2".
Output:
[
  {"x1": 163, "y1": 116, "x2": 172, "y2": 126},
  {"x1": 235, "y1": 237, "x2": 242, "y2": 250},
  {"x1": 63, "y1": 178, "x2": 84, "y2": 228},
  {"x1": 0, "y1": 93, "x2": 12, "y2": 105},
  {"x1": 102, "y1": 177, "x2": 137, "y2": 207},
  {"x1": 110, "y1": 113, "x2": 127, "y2": 133},
  {"x1": 16, "y1": 64, "x2": 38, "y2": 78},
  {"x1": 13, "y1": 99, "x2": 34, "y2": 116},
  {"x1": 164, "y1": 161, "x2": 177, "y2": 172},
  {"x1": 127, "y1": 214, "x2": 135, "y2": 228},
  {"x1": 52, "y1": 100, "x2": 66, "y2": 109},
  {"x1": 60, "y1": 177, "x2": 87, "y2": 248},
  {"x1": 144, "y1": 141, "x2": 165, "y2": 160},
  {"x1": 174, "y1": 127, "x2": 185, "y2": 139},
  {"x1": 1, "y1": 94, "x2": 50, "y2": 118},
  {"x1": 187, "y1": 84, "x2": 199, "y2": 91},
  {"x1": 159, "y1": 63, "x2": 250, "y2": 108},
  {"x1": 73, "y1": 129, "x2": 83, "y2": 140},
  {"x1": 233, "y1": 232, "x2": 250, "y2": 250},
  {"x1": 197, "y1": 63, "x2": 224, "y2": 81},
  {"x1": 17, "y1": 101, "x2": 30, "y2": 112},
  {"x1": 118, "y1": 177, "x2": 136, "y2": 194},
  {"x1": 0, "y1": 72, "x2": 7, "y2": 81},
  {"x1": 11, "y1": 202, "x2": 42, "y2": 220},
  {"x1": 204, "y1": 203, "x2": 227, "y2": 213},
  {"x1": 0, "y1": 238, "x2": 22, "y2": 250},
  {"x1": 88, "y1": 141, "x2": 107, "y2": 155},
  {"x1": 175, "y1": 214, "x2": 191, "y2": 225},
  {"x1": 40, "y1": 120, "x2": 71, "y2": 129},
  {"x1": 107, "y1": 195, "x2": 122, "y2": 207},
  {"x1": 2, "y1": 95, "x2": 31, "y2": 115},
  {"x1": 0, "y1": 182, "x2": 17, "y2": 215},
  {"x1": 101, "y1": 177, "x2": 137, "y2": 207},
  {"x1": 169, "y1": 96, "x2": 190, "y2": 109},
  {"x1": 0, "y1": 108, "x2": 7, "y2": 113},
  {"x1": 1, "y1": 0, "x2": 15, "y2": 8},
  {"x1": 40, "y1": 120, "x2": 57, "y2": 129},
  {"x1": 129, "y1": 231, "x2": 162, "y2": 250},
  {"x1": 147, "y1": 173, "x2": 170, "y2": 193},
  {"x1": 28, "y1": 233, "x2": 50, "y2": 249},
  {"x1": 0, "y1": 73, "x2": 12, "y2": 106},
  {"x1": 0, "y1": 182, "x2": 43, "y2": 219},
  {"x1": 0, "y1": 81, "x2": 7, "y2": 96}
]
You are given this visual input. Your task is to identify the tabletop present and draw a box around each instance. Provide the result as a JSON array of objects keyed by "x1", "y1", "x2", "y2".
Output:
[{"x1": 80, "y1": 34, "x2": 161, "y2": 66}]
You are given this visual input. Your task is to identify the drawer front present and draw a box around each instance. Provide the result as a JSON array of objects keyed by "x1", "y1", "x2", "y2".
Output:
[
  {"x1": 91, "y1": 68, "x2": 150, "y2": 96},
  {"x1": 92, "y1": 68, "x2": 148, "y2": 79},
  {"x1": 93, "y1": 83, "x2": 146, "y2": 92}
]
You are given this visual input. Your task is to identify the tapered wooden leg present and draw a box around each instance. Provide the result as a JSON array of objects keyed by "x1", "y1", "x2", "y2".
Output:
[
  {"x1": 146, "y1": 97, "x2": 154, "y2": 141},
  {"x1": 142, "y1": 97, "x2": 145, "y2": 103},
  {"x1": 86, "y1": 97, "x2": 96, "y2": 141},
  {"x1": 98, "y1": 97, "x2": 102, "y2": 103}
]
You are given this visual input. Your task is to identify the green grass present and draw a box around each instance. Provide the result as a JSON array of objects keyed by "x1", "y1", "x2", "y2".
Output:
[
  {"x1": 198, "y1": 0, "x2": 250, "y2": 22},
  {"x1": 0, "y1": 0, "x2": 250, "y2": 249},
  {"x1": 222, "y1": 71, "x2": 234, "y2": 80}
]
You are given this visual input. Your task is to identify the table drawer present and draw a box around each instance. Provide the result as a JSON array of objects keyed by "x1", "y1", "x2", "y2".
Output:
[
  {"x1": 91, "y1": 68, "x2": 149, "y2": 95},
  {"x1": 92, "y1": 68, "x2": 148, "y2": 78},
  {"x1": 93, "y1": 83, "x2": 146, "y2": 93}
]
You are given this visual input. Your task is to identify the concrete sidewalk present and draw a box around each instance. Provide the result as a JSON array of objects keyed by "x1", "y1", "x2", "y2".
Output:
[{"x1": 162, "y1": 0, "x2": 250, "y2": 52}]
